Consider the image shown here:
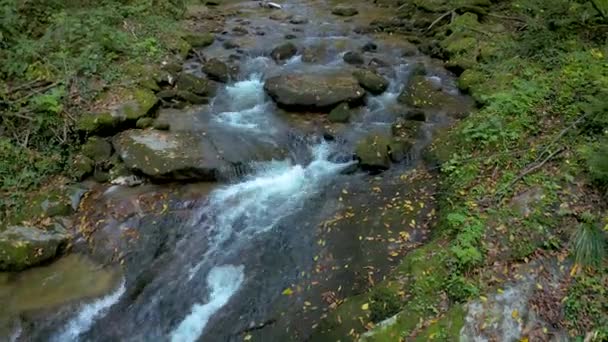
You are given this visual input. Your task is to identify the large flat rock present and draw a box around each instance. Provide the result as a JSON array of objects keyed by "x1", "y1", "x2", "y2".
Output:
[
  {"x1": 264, "y1": 74, "x2": 365, "y2": 111},
  {"x1": 113, "y1": 129, "x2": 287, "y2": 181},
  {"x1": 113, "y1": 130, "x2": 226, "y2": 181}
]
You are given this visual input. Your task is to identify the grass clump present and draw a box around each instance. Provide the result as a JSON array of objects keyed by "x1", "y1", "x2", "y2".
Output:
[{"x1": 572, "y1": 213, "x2": 606, "y2": 268}]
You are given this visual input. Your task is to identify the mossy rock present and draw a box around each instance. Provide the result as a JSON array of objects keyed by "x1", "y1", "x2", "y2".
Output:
[
  {"x1": 353, "y1": 69, "x2": 389, "y2": 95},
  {"x1": 328, "y1": 103, "x2": 351, "y2": 123},
  {"x1": 167, "y1": 38, "x2": 192, "y2": 59},
  {"x1": 457, "y1": 69, "x2": 485, "y2": 93},
  {"x1": 121, "y1": 88, "x2": 159, "y2": 121},
  {"x1": 413, "y1": 305, "x2": 466, "y2": 341},
  {"x1": 355, "y1": 133, "x2": 393, "y2": 171},
  {"x1": 139, "y1": 77, "x2": 161, "y2": 92},
  {"x1": 70, "y1": 154, "x2": 94, "y2": 181},
  {"x1": 76, "y1": 112, "x2": 119, "y2": 136},
  {"x1": 0, "y1": 226, "x2": 69, "y2": 271},
  {"x1": 175, "y1": 73, "x2": 211, "y2": 95},
  {"x1": 136, "y1": 117, "x2": 155, "y2": 129},
  {"x1": 81, "y1": 137, "x2": 113, "y2": 163},
  {"x1": 331, "y1": 5, "x2": 358, "y2": 16},
  {"x1": 271, "y1": 42, "x2": 298, "y2": 62},
  {"x1": 182, "y1": 33, "x2": 215, "y2": 48},
  {"x1": 202, "y1": 58, "x2": 231, "y2": 83},
  {"x1": 398, "y1": 75, "x2": 443, "y2": 108}
]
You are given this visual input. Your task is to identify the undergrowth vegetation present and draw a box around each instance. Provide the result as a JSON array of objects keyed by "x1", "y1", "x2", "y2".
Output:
[{"x1": 0, "y1": 0, "x2": 187, "y2": 223}]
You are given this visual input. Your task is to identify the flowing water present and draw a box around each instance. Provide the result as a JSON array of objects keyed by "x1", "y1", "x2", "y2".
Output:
[{"x1": 4, "y1": 0, "x2": 471, "y2": 341}]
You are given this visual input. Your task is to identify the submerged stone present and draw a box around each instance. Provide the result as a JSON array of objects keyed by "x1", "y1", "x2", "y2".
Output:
[{"x1": 343, "y1": 51, "x2": 364, "y2": 65}]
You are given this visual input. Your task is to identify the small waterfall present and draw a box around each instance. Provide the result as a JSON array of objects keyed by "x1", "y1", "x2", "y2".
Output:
[
  {"x1": 170, "y1": 265, "x2": 245, "y2": 342},
  {"x1": 53, "y1": 280, "x2": 126, "y2": 341}
]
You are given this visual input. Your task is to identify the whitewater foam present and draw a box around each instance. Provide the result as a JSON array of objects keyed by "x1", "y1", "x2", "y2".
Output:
[
  {"x1": 170, "y1": 265, "x2": 245, "y2": 342},
  {"x1": 54, "y1": 279, "x2": 126, "y2": 341}
]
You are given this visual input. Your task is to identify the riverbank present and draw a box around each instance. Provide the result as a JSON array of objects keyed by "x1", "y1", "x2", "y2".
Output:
[{"x1": 317, "y1": 0, "x2": 607, "y2": 340}]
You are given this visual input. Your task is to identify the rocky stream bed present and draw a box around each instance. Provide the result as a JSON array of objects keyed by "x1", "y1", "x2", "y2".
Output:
[{"x1": 1, "y1": 0, "x2": 505, "y2": 341}]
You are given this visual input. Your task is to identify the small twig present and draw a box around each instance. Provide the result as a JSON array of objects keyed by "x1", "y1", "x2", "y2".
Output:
[
  {"x1": 537, "y1": 112, "x2": 591, "y2": 162},
  {"x1": 192, "y1": 49, "x2": 207, "y2": 64},
  {"x1": 426, "y1": 10, "x2": 455, "y2": 32},
  {"x1": 497, "y1": 147, "x2": 564, "y2": 202},
  {"x1": 1, "y1": 110, "x2": 35, "y2": 121}
]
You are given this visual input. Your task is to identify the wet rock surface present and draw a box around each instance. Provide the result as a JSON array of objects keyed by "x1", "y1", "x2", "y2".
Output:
[
  {"x1": 264, "y1": 74, "x2": 365, "y2": 110},
  {"x1": 0, "y1": 226, "x2": 69, "y2": 271}
]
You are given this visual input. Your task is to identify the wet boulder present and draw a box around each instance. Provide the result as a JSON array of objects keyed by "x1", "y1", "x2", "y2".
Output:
[
  {"x1": 355, "y1": 133, "x2": 392, "y2": 171},
  {"x1": 271, "y1": 42, "x2": 298, "y2": 61},
  {"x1": 289, "y1": 15, "x2": 308, "y2": 24},
  {"x1": 328, "y1": 103, "x2": 351, "y2": 123},
  {"x1": 264, "y1": 74, "x2": 365, "y2": 111},
  {"x1": 302, "y1": 44, "x2": 329, "y2": 63},
  {"x1": 202, "y1": 58, "x2": 231, "y2": 83},
  {"x1": 112, "y1": 129, "x2": 226, "y2": 181},
  {"x1": 355, "y1": 133, "x2": 412, "y2": 172},
  {"x1": 352, "y1": 69, "x2": 389, "y2": 95},
  {"x1": 175, "y1": 73, "x2": 212, "y2": 95},
  {"x1": 397, "y1": 75, "x2": 470, "y2": 117},
  {"x1": 332, "y1": 5, "x2": 358, "y2": 16},
  {"x1": 343, "y1": 51, "x2": 364, "y2": 65},
  {"x1": 182, "y1": 33, "x2": 215, "y2": 48},
  {"x1": 0, "y1": 226, "x2": 69, "y2": 271}
]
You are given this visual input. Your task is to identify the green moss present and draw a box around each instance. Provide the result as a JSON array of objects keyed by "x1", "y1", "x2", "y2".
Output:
[
  {"x1": 76, "y1": 112, "x2": 117, "y2": 135},
  {"x1": 457, "y1": 69, "x2": 485, "y2": 93},
  {"x1": 413, "y1": 305, "x2": 466, "y2": 341},
  {"x1": 81, "y1": 137, "x2": 112, "y2": 163},
  {"x1": 122, "y1": 88, "x2": 159, "y2": 121},
  {"x1": 328, "y1": 103, "x2": 351, "y2": 123},
  {"x1": 182, "y1": 33, "x2": 215, "y2": 48}
]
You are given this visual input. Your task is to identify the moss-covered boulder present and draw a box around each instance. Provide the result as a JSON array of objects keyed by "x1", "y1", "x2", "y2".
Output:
[
  {"x1": 271, "y1": 42, "x2": 298, "y2": 62},
  {"x1": 353, "y1": 69, "x2": 389, "y2": 95},
  {"x1": 202, "y1": 58, "x2": 231, "y2": 83},
  {"x1": 264, "y1": 74, "x2": 365, "y2": 111},
  {"x1": 175, "y1": 73, "x2": 211, "y2": 95},
  {"x1": 182, "y1": 33, "x2": 215, "y2": 48},
  {"x1": 0, "y1": 226, "x2": 69, "y2": 271},
  {"x1": 70, "y1": 154, "x2": 94, "y2": 180},
  {"x1": 121, "y1": 88, "x2": 159, "y2": 121},
  {"x1": 355, "y1": 133, "x2": 393, "y2": 171},
  {"x1": 332, "y1": 5, "x2": 358, "y2": 16},
  {"x1": 328, "y1": 103, "x2": 351, "y2": 123},
  {"x1": 81, "y1": 137, "x2": 113, "y2": 163},
  {"x1": 136, "y1": 117, "x2": 155, "y2": 129},
  {"x1": 112, "y1": 129, "x2": 227, "y2": 181},
  {"x1": 76, "y1": 112, "x2": 119, "y2": 136},
  {"x1": 398, "y1": 76, "x2": 446, "y2": 107},
  {"x1": 343, "y1": 51, "x2": 365, "y2": 65},
  {"x1": 457, "y1": 69, "x2": 485, "y2": 93}
]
